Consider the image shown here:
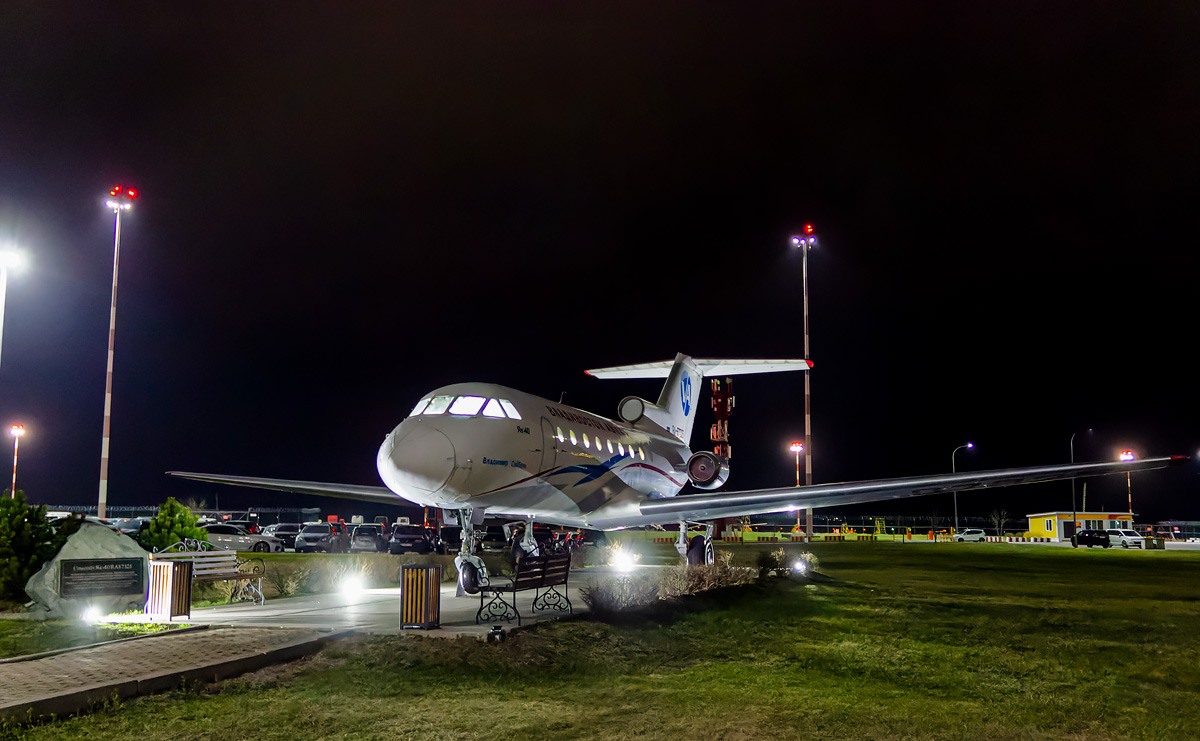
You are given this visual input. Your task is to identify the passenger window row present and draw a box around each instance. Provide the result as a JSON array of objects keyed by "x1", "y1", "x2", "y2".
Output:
[
  {"x1": 555, "y1": 426, "x2": 645, "y2": 460},
  {"x1": 410, "y1": 395, "x2": 522, "y2": 420}
]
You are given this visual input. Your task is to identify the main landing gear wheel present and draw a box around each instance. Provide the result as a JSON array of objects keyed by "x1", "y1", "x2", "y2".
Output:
[
  {"x1": 686, "y1": 535, "x2": 715, "y2": 566},
  {"x1": 458, "y1": 560, "x2": 481, "y2": 595}
]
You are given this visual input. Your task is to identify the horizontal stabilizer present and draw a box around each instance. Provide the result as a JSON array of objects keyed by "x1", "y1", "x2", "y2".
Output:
[{"x1": 586, "y1": 358, "x2": 813, "y2": 379}]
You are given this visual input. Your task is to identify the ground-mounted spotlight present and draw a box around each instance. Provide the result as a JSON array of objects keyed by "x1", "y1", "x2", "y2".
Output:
[
  {"x1": 611, "y1": 549, "x2": 635, "y2": 573},
  {"x1": 81, "y1": 605, "x2": 102, "y2": 623},
  {"x1": 793, "y1": 560, "x2": 808, "y2": 574},
  {"x1": 341, "y1": 576, "x2": 364, "y2": 597}
]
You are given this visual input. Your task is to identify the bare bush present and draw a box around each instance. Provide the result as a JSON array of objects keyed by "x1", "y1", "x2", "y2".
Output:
[
  {"x1": 658, "y1": 559, "x2": 757, "y2": 600},
  {"x1": 580, "y1": 573, "x2": 661, "y2": 617},
  {"x1": 264, "y1": 562, "x2": 311, "y2": 598}
]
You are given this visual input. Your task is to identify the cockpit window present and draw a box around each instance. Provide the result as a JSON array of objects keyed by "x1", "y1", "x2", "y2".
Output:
[
  {"x1": 410, "y1": 398, "x2": 431, "y2": 416},
  {"x1": 448, "y1": 396, "x2": 487, "y2": 415},
  {"x1": 482, "y1": 398, "x2": 506, "y2": 418},
  {"x1": 423, "y1": 395, "x2": 454, "y2": 415},
  {"x1": 498, "y1": 399, "x2": 522, "y2": 420}
]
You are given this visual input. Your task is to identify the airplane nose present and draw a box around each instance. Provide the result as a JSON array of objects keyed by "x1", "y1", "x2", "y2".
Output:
[{"x1": 379, "y1": 426, "x2": 456, "y2": 495}]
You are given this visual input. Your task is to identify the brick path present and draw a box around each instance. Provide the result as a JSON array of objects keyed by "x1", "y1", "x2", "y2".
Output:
[{"x1": 0, "y1": 626, "x2": 339, "y2": 722}]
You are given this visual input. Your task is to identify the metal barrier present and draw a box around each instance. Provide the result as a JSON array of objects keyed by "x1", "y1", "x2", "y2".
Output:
[{"x1": 401, "y1": 564, "x2": 442, "y2": 629}]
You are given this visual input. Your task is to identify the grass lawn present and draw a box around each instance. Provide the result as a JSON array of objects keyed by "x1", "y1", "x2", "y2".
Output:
[
  {"x1": 0, "y1": 620, "x2": 180, "y2": 660},
  {"x1": 14, "y1": 543, "x2": 1200, "y2": 740}
]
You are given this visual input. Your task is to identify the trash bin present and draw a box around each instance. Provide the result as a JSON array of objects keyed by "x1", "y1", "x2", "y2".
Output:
[
  {"x1": 147, "y1": 560, "x2": 192, "y2": 620},
  {"x1": 400, "y1": 564, "x2": 442, "y2": 629}
]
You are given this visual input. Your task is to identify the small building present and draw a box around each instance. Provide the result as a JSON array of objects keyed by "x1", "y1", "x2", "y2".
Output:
[{"x1": 1026, "y1": 511, "x2": 1134, "y2": 542}]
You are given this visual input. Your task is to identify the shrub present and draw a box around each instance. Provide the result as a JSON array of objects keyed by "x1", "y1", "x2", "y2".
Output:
[
  {"x1": 659, "y1": 553, "x2": 756, "y2": 600},
  {"x1": 580, "y1": 573, "x2": 661, "y2": 618},
  {"x1": 139, "y1": 498, "x2": 208, "y2": 553},
  {"x1": 0, "y1": 492, "x2": 57, "y2": 601},
  {"x1": 263, "y1": 562, "x2": 311, "y2": 598}
]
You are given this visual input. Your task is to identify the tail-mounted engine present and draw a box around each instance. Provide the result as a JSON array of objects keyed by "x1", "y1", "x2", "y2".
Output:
[{"x1": 687, "y1": 450, "x2": 730, "y2": 490}]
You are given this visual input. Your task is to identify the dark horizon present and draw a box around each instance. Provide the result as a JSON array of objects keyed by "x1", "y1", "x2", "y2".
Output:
[{"x1": 1, "y1": 4, "x2": 1196, "y2": 524}]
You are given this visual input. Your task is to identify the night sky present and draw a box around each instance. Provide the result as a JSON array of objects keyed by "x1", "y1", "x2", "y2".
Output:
[{"x1": 1, "y1": 4, "x2": 1197, "y2": 524}]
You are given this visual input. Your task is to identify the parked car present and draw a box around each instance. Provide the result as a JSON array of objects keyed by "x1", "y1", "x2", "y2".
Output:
[
  {"x1": 479, "y1": 525, "x2": 508, "y2": 553},
  {"x1": 350, "y1": 524, "x2": 387, "y2": 553},
  {"x1": 225, "y1": 519, "x2": 261, "y2": 534},
  {"x1": 388, "y1": 524, "x2": 434, "y2": 554},
  {"x1": 262, "y1": 523, "x2": 302, "y2": 549},
  {"x1": 1107, "y1": 529, "x2": 1146, "y2": 549},
  {"x1": 1072, "y1": 529, "x2": 1111, "y2": 548},
  {"x1": 201, "y1": 523, "x2": 284, "y2": 552},
  {"x1": 955, "y1": 528, "x2": 986, "y2": 543},
  {"x1": 109, "y1": 517, "x2": 151, "y2": 538},
  {"x1": 435, "y1": 525, "x2": 462, "y2": 554},
  {"x1": 295, "y1": 523, "x2": 349, "y2": 553}
]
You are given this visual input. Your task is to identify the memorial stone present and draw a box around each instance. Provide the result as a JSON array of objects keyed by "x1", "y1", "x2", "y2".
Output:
[{"x1": 25, "y1": 522, "x2": 149, "y2": 618}]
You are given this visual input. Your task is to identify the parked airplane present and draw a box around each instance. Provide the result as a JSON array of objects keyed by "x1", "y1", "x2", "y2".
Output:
[{"x1": 171, "y1": 353, "x2": 1186, "y2": 592}]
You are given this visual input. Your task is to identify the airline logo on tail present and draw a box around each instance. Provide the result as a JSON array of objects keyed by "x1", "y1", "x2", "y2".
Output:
[{"x1": 680, "y1": 374, "x2": 692, "y2": 416}]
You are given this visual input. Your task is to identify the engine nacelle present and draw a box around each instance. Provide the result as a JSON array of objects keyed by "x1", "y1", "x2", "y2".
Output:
[
  {"x1": 618, "y1": 396, "x2": 646, "y2": 424},
  {"x1": 686, "y1": 451, "x2": 730, "y2": 490}
]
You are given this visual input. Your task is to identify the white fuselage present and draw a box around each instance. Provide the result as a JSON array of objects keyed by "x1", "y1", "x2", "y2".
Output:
[{"x1": 375, "y1": 383, "x2": 692, "y2": 529}]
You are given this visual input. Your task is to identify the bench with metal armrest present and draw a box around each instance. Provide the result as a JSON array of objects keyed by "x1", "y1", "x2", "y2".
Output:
[
  {"x1": 476, "y1": 553, "x2": 572, "y2": 626},
  {"x1": 148, "y1": 539, "x2": 266, "y2": 619}
]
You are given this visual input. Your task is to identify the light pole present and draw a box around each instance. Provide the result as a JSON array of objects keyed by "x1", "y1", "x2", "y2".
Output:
[
  {"x1": 9, "y1": 424, "x2": 24, "y2": 497},
  {"x1": 1120, "y1": 450, "x2": 1135, "y2": 514},
  {"x1": 1069, "y1": 428, "x2": 1093, "y2": 537},
  {"x1": 98, "y1": 185, "x2": 137, "y2": 519},
  {"x1": 0, "y1": 246, "x2": 28, "y2": 374},
  {"x1": 791, "y1": 225, "x2": 816, "y2": 541},
  {"x1": 789, "y1": 441, "x2": 803, "y2": 530},
  {"x1": 951, "y1": 442, "x2": 973, "y2": 534}
]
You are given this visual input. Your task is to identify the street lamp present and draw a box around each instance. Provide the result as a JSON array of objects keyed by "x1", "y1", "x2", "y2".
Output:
[
  {"x1": 1120, "y1": 450, "x2": 1135, "y2": 515},
  {"x1": 791, "y1": 225, "x2": 817, "y2": 541},
  {"x1": 0, "y1": 246, "x2": 28, "y2": 374},
  {"x1": 98, "y1": 185, "x2": 137, "y2": 519},
  {"x1": 9, "y1": 424, "x2": 24, "y2": 498},
  {"x1": 951, "y1": 442, "x2": 974, "y2": 534},
  {"x1": 1069, "y1": 428, "x2": 1093, "y2": 537},
  {"x1": 789, "y1": 441, "x2": 803, "y2": 531}
]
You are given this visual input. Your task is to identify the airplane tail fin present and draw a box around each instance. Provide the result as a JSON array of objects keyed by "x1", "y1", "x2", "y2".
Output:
[{"x1": 586, "y1": 354, "x2": 813, "y2": 444}]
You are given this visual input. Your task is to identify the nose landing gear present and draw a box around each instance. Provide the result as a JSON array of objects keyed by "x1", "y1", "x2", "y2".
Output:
[{"x1": 453, "y1": 507, "x2": 490, "y2": 595}]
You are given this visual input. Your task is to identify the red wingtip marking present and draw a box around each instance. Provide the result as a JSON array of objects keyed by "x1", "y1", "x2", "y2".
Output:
[
  {"x1": 806, "y1": 360, "x2": 814, "y2": 368},
  {"x1": 584, "y1": 370, "x2": 594, "y2": 377},
  {"x1": 1170, "y1": 455, "x2": 1190, "y2": 463}
]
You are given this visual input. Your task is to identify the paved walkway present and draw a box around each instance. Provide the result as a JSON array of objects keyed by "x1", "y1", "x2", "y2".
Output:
[
  {"x1": 0, "y1": 566, "x2": 608, "y2": 723},
  {"x1": 0, "y1": 625, "x2": 343, "y2": 722}
]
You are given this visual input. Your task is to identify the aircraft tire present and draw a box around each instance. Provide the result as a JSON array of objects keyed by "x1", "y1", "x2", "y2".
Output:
[
  {"x1": 459, "y1": 561, "x2": 481, "y2": 594},
  {"x1": 686, "y1": 535, "x2": 707, "y2": 566}
]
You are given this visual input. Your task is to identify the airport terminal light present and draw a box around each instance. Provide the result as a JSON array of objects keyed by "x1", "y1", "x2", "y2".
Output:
[
  {"x1": 791, "y1": 226, "x2": 817, "y2": 541},
  {"x1": 97, "y1": 185, "x2": 137, "y2": 519},
  {"x1": 1120, "y1": 450, "x2": 1135, "y2": 514},
  {"x1": 1070, "y1": 428, "x2": 1093, "y2": 533},
  {"x1": 9, "y1": 424, "x2": 24, "y2": 497},
  {"x1": 951, "y1": 442, "x2": 974, "y2": 534},
  {"x1": 789, "y1": 441, "x2": 804, "y2": 530},
  {"x1": 0, "y1": 246, "x2": 28, "y2": 375}
]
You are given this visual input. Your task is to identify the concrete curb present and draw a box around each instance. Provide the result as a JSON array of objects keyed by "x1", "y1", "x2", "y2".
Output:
[{"x1": 0, "y1": 628, "x2": 356, "y2": 724}]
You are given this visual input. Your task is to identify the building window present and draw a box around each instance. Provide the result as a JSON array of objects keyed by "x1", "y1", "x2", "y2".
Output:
[{"x1": 1045, "y1": 519, "x2": 1053, "y2": 532}]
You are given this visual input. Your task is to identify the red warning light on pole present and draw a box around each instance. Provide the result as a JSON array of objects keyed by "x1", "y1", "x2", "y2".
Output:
[
  {"x1": 109, "y1": 185, "x2": 121, "y2": 197},
  {"x1": 126, "y1": 188, "x2": 137, "y2": 199},
  {"x1": 804, "y1": 224, "x2": 814, "y2": 235}
]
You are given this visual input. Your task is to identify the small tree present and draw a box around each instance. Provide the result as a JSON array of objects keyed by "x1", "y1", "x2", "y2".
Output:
[
  {"x1": 989, "y1": 508, "x2": 1009, "y2": 537},
  {"x1": 0, "y1": 492, "x2": 58, "y2": 601},
  {"x1": 139, "y1": 497, "x2": 208, "y2": 552}
]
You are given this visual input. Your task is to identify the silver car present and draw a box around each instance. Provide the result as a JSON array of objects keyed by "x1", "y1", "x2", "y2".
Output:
[
  {"x1": 956, "y1": 528, "x2": 987, "y2": 543},
  {"x1": 1107, "y1": 529, "x2": 1145, "y2": 549},
  {"x1": 202, "y1": 523, "x2": 284, "y2": 552}
]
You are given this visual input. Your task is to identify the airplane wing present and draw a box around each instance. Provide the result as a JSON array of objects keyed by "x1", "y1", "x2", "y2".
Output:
[
  {"x1": 637, "y1": 456, "x2": 1188, "y2": 522},
  {"x1": 167, "y1": 472, "x2": 410, "y2": 508}
]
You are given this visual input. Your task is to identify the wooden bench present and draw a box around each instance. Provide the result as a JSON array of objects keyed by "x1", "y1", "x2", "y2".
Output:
[
  {"x1": 476, "y1": 553, "x2": 573, "y2": 626},
  {"x1": 148, "y1": 541, "x2": 266, "y2": 619}
]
